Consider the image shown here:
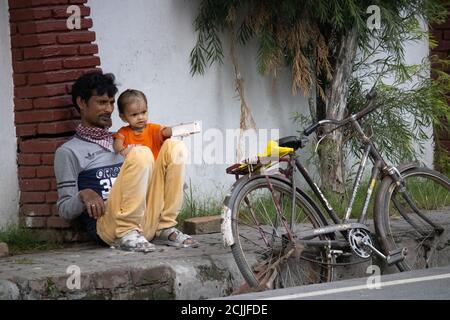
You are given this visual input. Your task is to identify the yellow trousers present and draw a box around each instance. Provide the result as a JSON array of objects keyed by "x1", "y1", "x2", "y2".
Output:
[{"x1": 96, "y1": 139, "x2": 187, "y2": 245}]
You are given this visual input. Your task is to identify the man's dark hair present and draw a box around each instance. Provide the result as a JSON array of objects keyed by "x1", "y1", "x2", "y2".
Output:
[{"x1": 71, "y1": 71, "x2": 118, "y2": 113}]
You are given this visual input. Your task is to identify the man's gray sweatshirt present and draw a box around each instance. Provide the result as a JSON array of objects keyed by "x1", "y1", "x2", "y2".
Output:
[{"x1": 54, "y1": 135, "x2": 124, "y2": 220}]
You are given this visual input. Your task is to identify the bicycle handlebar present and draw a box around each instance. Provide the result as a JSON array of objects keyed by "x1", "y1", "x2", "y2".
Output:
[
  {"x1": 303, "y1": 89, "x2": 379, "y2": 137},
  {"x1": 353, "y1": 91, "x2": 378, "y2": 121},
  {"x1": 304, "y1": 122, "x2": 321, "y2": 136}
]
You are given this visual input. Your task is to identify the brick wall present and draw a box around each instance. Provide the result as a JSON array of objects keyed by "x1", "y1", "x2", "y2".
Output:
[
  {"x1": 8, "y1": 0, "x2": 101, "y2": 233},
  {"x1": 431, "y1": 11, "x2": 450, "y2": 172}
]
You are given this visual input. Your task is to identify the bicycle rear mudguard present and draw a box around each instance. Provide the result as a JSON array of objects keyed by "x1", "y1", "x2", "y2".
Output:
[{"x1": 221, "y1": 173, "x2": 329, "y2": 247}]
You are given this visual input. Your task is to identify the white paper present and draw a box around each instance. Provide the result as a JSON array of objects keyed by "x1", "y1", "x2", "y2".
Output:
[{"x1": 171, "y1": 121, "x2": 202, "y2": 137}]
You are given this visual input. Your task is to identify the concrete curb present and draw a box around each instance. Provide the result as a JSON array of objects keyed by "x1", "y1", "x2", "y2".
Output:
[
  {"x1": 1, "y1": 213, "x2": 448, "y2": 300},
  {"x1": 0, "y1": 234, "x2": 244, "y2": 300},
  {"x1": 0, "y1": 280, "x2": 20, "y2": 300}
]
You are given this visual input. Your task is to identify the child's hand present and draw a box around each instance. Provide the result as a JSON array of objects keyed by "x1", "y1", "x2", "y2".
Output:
[
  {"x1": 120, "y1": 146, "x2": 132, "y2": 157},
  {"x1": 162, "y1": 127, "x2": 173, "y2": 138}
]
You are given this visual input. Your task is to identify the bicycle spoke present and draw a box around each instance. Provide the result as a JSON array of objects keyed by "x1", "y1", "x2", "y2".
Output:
[
  {"x1": 260, "y1": 202, "x2": 283, "y2": 247},
  {"x1": 237, "y1": 233, "x2": 268, "y2": 251},
  {"x1": 235, "y1": 219, "x2": 283, "y2": 241},
  {"x1": 230, "y1": 177, "x2": 333, "y2": 290},
  {"x1": 243, "y1": 195, "x2": 271, "y2": 247},
  {"x1": 278, "y1": 252, "x2": 326, "y2": 287},
  {"x1": 257, "y1": 197, "x2": 278, "y2": 233}
]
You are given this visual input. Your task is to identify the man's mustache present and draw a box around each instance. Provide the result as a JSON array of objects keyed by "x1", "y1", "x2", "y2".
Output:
[{"x1": 99, "y1": 114, "x2": 112, "y2": 127}]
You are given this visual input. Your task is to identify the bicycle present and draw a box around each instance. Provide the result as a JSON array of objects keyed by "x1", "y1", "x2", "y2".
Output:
[{"x1": 221, "y1": 91, "x2": 450, "y2": 291}]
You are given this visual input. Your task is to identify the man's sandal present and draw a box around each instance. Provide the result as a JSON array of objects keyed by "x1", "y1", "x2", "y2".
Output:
[
  {"x1": 152, "y1": 227, "x2": 199, "y2": 248},
  {"x1": 114, "y1": 230, "x2": 155, "y2": 253}
]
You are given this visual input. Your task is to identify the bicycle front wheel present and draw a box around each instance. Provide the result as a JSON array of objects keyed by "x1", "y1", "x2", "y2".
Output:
[
  {"x1": 226, "y1": 176, "x2": 334, "y2": 290},
  {"x1": 376, "y1": 167, "x2": 450, "y2": 271}
]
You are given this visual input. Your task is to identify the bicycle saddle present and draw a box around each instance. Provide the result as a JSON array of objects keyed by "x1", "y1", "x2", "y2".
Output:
[{"x1": 278, "y1": 136, "x2": 303, "y2": 151}]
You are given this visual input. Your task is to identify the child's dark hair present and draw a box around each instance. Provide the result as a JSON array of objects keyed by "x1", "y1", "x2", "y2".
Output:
[
  {"x1": 71, "y1": 71, "x2": 118, "y2": 113},
  {"x1": 117, "y1": 89, "x2": 148, "y2": 114}
]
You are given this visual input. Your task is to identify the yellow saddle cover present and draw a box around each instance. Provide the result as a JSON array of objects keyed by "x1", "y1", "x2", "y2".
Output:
[
  {"x1": 237, "y1": 141, "x2": 294, "y2": 173},
  {"x1": 258, "y1": 140, "x2": 294, "y2": 158}
]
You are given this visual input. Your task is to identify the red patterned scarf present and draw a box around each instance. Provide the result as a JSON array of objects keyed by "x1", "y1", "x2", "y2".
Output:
[{"x1": 75, "y1": 125, "x2": 113, "y2": 151}]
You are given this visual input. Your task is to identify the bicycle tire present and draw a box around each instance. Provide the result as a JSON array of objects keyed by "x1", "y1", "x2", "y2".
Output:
[
  {"x1": 225, "y1": 176, "x2": 334, "y2": 290},
  {"x1": 375, "y1": 167, "x2": 450, "y2": 271}
]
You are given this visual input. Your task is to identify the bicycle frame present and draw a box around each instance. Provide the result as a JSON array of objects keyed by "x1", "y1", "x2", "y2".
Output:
[
  {"x1": 284, "y1": 116, "x2": 392, "y2": 238},
  {"x1": 280, "y1": 115, "x2": 444, "y2": 258},
  {"x1": 225, "y1": 113, "x2": 435, "y2": 252}
]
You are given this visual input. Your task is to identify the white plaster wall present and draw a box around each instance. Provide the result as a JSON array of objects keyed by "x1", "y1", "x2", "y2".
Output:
[
  {"x1": 0, "y1": 0, "x2": 19, "y2": 229},
  {"x1": 89, "y1": 0, "x2": 434, "y2": 198},
  {"x1": 401, "y1": 33, "x2": 434, "y2": 167},
  {"x1": 355, "y1": 20, "x2": 434, "y2": 168},
  {"x1": 89, "y1": 0, "x2": 309, "y2": 199}
]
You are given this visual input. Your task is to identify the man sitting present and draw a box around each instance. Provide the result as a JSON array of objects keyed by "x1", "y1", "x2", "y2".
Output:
[{"x1": 54, "y1": 71, "x2": 198, "y2": 252}]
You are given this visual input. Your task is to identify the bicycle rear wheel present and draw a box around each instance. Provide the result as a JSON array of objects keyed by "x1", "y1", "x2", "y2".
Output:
[
  {"x1": 226, "y1": 176, "x2": 334, "y2": 290},
  {"x1": 376, "y1": 167, "x2": 450, "y2": 271}
]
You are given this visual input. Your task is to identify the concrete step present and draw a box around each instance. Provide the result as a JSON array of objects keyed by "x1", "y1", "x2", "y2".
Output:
[
  {"x1": 0, "y1": 233, "x2": 244, "y2": 300},
  {"x1": 0, "y1": 233, "x2": 372, "y2": 300},
  {"x1": 5, "y1": 213, "x2": 445, "y2": 300}
]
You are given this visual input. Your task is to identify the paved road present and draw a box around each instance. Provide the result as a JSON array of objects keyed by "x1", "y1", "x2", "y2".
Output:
[{"x1": 219, "y1": 266, "x2": 450, "y2": 300}]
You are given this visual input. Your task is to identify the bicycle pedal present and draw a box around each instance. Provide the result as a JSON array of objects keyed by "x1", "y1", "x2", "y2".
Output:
[{"x1": 386, "y1": 247, "x2": 407, "y2": 266}]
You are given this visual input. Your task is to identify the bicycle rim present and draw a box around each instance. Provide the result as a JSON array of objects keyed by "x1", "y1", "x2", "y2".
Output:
[
  {"x1": 230, "y1": 178, "x2": 333, "y2": 290},
  {"x1": 381, "y1": 168, "x2": 450, "y2": 271}
]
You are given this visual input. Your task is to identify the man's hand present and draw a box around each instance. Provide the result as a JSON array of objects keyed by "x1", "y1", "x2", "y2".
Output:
[{"x1": 78, "y1": 189, "x2": 106, "y2": 219}]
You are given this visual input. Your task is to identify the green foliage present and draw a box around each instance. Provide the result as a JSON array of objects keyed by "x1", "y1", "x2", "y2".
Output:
[
  {"x1": 190, "y1": 0, "x2": 447, "y2": 80},
  {"x1": 0, "y1": 225, "x2": 64, "y2": 255},
  {"x1": 435, "y1": 118, "x2": 450, "y2": 175},
  {"x1": 189, "y1": 0, "x2": 449, "y2": 182},
  {"x1": 309, "y1": 185, "x2": 377, "y2": 219},
  {"x1": 346, "y1": 55, "x2": 450, "y2": 166},
  {"x1": 189, "y1": 0, "x2": 230, "y2": 75},
  {"x1": 178, "y1": 179, "x2": 223, "y2": 226},
  {"x1": 309, "y1": 172, "x2": 450, "y2": 219},
  {"x1": 435, "y1": 148, "x2": 450, "y2": 176}
]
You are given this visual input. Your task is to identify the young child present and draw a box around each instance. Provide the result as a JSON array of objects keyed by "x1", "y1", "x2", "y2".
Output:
[{"x1": 113, "y1": 89, "x2": 172, "y2": 159}]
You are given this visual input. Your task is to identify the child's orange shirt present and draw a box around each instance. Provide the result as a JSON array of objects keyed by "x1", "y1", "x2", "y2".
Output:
[{"x1": 114, "y1": 123, "x2": 167, "y2": 160}]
